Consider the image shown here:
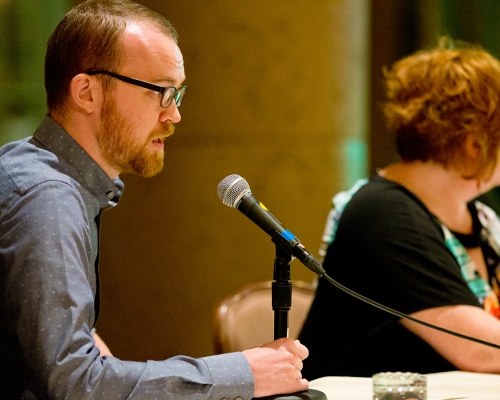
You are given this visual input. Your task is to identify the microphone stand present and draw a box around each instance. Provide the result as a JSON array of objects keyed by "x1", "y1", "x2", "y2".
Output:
[{"x1": 253, "y1": 233, "x2": 326, "y2": 400}]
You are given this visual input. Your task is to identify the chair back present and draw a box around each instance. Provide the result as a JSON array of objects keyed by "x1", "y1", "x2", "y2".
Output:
[{"x1": 213, "y1": 280, "x2": 315, "y2": 354}]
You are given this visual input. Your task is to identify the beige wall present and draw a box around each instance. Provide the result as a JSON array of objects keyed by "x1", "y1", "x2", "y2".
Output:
[{"x1": 96, "y1": 0, "x2": 369, "y2": 361}]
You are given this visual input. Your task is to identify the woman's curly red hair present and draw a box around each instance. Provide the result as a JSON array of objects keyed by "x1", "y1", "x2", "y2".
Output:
[{"x1": 384, "y1": 36, "x2": 500, "y2": 179}]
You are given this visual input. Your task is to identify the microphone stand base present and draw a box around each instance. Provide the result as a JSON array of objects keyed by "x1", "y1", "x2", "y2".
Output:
[{"x1": 253, "y1": 389, "x2": 327, "y2": 400}]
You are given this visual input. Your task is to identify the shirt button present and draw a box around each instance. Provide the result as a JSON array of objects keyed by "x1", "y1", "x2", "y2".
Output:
[
  {"x1": 234, "y1": 398, "x2": 242, "y2": 400},
  {"x1": 106, "y1": 190, "x2": 114, "y2": 199}
]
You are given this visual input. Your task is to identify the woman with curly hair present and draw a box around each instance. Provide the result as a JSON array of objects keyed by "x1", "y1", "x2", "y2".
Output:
[{"x1": 299, "y1": 37, "x2": 500, "y2": 378}]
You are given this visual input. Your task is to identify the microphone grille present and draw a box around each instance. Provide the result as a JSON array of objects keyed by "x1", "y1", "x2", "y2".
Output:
[{"x1": 217, "y1": 174, "x2": 251, "y2": 207}]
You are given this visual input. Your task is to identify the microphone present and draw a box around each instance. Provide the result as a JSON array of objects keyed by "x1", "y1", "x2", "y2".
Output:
[{"x1": 217, "y1": 174, "x2": 325, "y2": 277}]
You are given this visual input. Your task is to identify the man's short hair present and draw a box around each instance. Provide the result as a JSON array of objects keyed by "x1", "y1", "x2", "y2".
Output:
[
  {"x1": 383, "y1": 36, "x2": 500, "y2": 179},
  {"x1": 45, "y1": 0, "x2": 178, "y2": 114}
]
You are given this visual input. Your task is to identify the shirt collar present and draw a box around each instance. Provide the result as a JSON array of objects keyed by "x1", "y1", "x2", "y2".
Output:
[{"x1": 31, "y1": 115, "x2": 124, "y2": 211}]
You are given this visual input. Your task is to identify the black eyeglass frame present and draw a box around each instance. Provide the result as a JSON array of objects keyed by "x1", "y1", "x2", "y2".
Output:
[{"x1": 85, "y1": 69, "x2": 187, "y2": 108}]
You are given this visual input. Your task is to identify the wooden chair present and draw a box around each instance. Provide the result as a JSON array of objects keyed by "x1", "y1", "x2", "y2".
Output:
[{"x1": 213, "y1": 280, "x2": 316, "y2": 354}]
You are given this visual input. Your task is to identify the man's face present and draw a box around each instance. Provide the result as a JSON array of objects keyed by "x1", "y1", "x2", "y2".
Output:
[{"x1": 96, "y1": 22, "x2": 185, "y2": 178}]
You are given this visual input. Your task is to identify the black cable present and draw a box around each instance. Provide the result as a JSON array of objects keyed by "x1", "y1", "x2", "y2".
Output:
[{"x1": 321, "y1": 272, "x2": 500, "y2": 350}]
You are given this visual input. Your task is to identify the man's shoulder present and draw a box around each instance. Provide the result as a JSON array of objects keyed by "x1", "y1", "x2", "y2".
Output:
[
  {"x1": 0, "y1": 139, "x2": 80, "y2": 221},
  {"x1": 0, "y1": 138, "x2": 73, "y2": 193}
]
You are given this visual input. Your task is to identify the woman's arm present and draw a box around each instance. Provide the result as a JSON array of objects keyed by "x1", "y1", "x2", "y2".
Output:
[{"x1": 402, "y1": 305, "x2": 500, "y2": 373}]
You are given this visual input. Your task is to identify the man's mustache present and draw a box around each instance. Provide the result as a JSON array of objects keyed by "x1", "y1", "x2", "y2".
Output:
[{"x1": 150, "y1": 123, "x2": 175, "y2": 140}]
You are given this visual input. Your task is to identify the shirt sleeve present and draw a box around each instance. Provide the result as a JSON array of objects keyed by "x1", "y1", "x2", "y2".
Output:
[
  {"x1": 328, "y1": 182, "x2": 482, "y2": 315},
  {"x1": 0, "y1": 178, "x2": 254, "y2": 399}
]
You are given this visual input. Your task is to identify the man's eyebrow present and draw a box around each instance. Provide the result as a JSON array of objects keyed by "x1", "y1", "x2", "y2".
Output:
[
  {"x1": 152, "y1": 77, "x2": 175, "y2": 85},
  {"x1": 153, "y1": 76, "x2": 186, "y2": 86}
]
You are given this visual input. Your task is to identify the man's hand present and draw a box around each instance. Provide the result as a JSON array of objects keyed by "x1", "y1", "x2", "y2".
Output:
[{"x1": 242, "y1": 338, "x2": 309, "y2": 398}]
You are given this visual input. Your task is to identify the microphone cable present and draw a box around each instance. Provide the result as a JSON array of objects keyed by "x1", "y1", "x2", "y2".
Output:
[{"x1": 319, "y1": 270, "x2": 500, "y2": 350}]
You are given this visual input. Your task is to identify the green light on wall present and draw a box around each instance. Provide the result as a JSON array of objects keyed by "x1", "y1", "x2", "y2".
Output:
[
  {"x1": 343, "y1": 139, "x2": 367, "y2": 187},
  {"x1": 0, "y1": 0, "x2": 70, "y2": 145}
]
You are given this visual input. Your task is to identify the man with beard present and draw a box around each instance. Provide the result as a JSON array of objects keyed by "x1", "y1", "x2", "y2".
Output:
[{"x1": 0, "y1": 1, "x2": 309, "y2": 399}]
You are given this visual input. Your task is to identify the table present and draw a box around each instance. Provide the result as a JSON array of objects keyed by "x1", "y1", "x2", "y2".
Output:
[{"x1": 308, "y1": 371, "x2": 500, "y2": 399}]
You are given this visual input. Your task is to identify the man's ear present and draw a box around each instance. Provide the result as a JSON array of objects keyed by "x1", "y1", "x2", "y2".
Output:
[{"x1": 69, "y1": 73, "x2": 103, "y2": 114}]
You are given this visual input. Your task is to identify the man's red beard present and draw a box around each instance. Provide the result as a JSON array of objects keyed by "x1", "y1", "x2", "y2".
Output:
[{"x1": 96, "y1": 96, "x2": 175, "y2": 178}]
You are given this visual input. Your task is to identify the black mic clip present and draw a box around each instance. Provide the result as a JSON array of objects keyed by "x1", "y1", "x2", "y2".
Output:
[
  {"x1": 271, "y1": 231, "x2": 295, "y2": 280},
  {"x1": 272, "y1": 230, "x2": 326, "y2": 278}
]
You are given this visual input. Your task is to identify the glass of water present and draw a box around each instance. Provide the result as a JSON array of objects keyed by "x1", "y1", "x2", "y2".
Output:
[{"x1": 373, "y1": 372, "x2": 427, "y2": 400}]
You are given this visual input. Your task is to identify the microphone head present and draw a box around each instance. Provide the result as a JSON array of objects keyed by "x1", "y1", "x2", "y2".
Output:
[{"x1": 217, "y1": 174, "x2": 252, "y2": 208}]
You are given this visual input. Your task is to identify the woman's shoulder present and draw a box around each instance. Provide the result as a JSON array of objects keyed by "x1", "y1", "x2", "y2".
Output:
[{"x1": 351, "y1": 175, "x2": 430, "y2": 214}]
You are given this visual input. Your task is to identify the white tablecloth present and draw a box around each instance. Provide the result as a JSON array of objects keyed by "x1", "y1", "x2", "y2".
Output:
[{"x1": 309, "y1": 371, "x2": 500, "y2": 399}]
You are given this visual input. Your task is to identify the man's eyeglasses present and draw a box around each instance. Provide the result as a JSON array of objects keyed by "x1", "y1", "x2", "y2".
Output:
[{"x1": 85, "y1": 70, "x2": 187, "y2": 108}]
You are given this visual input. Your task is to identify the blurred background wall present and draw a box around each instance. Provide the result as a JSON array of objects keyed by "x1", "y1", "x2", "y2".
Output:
[{"x1": 1, "y1": 0, "x2": 500, "y2": 361}]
